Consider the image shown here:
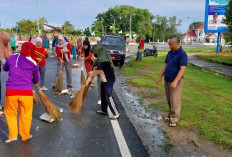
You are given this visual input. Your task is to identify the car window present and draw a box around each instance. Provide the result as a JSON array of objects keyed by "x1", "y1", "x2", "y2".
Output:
[{"x1": 101, "y1": 37, "x2": 124, "y2": 46}]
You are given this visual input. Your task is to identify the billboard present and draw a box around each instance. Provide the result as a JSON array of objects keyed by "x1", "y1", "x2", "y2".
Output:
[{"x1": 205, "y1": 0, "x2": 229, "y2": 33}]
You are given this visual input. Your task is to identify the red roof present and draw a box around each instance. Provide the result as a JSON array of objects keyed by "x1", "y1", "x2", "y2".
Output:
[
  {"x1": 193, "y1": 24, "x2": 204, "y2": 30},
  {"x1": 181, "y1": 30, "x2": 197, "y2": 37}
]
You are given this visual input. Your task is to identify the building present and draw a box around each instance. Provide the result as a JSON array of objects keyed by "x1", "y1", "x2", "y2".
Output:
[{"x1": 181, "y1": 24, "x2": 224, "y2": 44}]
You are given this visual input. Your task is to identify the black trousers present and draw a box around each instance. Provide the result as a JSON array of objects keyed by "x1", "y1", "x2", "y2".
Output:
[{"x1": 101, "y1": 83, "x2": 119, "y2": 115}]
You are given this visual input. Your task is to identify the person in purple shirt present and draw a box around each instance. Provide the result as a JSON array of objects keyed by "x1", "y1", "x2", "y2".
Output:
[
  {"x1": 3, "y1": 42, "x2": 40, "y2": 143},
  {"x1": 157, "y1": 35, "x2": 187, "y2": 127}
]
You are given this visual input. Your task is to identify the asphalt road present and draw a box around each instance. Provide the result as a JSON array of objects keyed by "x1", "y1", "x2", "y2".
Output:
[{"x1": 0, "y1": 56, "x2": 149, "y2": 157}]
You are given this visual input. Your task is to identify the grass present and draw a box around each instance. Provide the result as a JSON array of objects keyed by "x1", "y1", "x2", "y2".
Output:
[
  {"x1": 196, "y1": 52, "x2": 232, "y2": 65},
  {"x1": 122, "y1": 48, "x2": 232, "y2": 149}
]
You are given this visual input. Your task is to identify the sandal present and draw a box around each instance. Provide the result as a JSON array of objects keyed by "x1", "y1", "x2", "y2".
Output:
[
  {"x1": 96, "y1": 110, "x2": 107, "y2": 115},
  {"x1": 21, "y1": 135, "x2": 33, "y2": 142},
  {"x1": 169, "y1": 123, "x2": 177, "y2": 127},
  {"x1": 5, "y1": 138, "x2": 17, "y2": 143},
  {"x1": 165, "y1": 116, "x2": 170, "y2": 120},
  {"x1": 0, "y1": 107, "x2": 4, "y2": 117}
]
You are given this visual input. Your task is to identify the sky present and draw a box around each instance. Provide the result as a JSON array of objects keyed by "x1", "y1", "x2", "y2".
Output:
[{"x1": 0, "y1": 0, "x2": 206, "y2": 33}]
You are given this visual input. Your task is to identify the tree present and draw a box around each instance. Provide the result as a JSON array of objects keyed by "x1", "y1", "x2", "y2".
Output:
[
  {"x1": 62, "y1": 20, "x2": 76, "y2": 35},
  {"x1": 224, "y1": 0, "x2": 232, "y2": 46},
  {"x1": 84, "y1": 27, "x2": 91, "y2": 36},
  {"x1": 17, "y1": 19, "x2": 36, "y2": 36},
  {"x1": 153, "y1": 15, "x2": 181, "y2": 41},
  {"x1": 91, "y1": 21, "x2": 104, "y2": 36},
  {"x1": 34, "y1": 17, "x2": 48, "y2": 30},
  {"x1": 94, "y1": 5, "x2": 154, "y2": 40},
  {"x1": 188, "y1": 21, "x2": 203, "y2": 30}
]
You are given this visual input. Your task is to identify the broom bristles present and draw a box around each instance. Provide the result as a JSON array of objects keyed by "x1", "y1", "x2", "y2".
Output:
[
  {"x1": 33, "y1": 93, "x2": 40, "y2": 104},
  {"x1": 54, "y1": 64, "x2": 64, "y2": 92},
  {"x1": 81, "y1": 69, "x2": 85, "y2": 85},
  {"x1": 35, "y1": 84, "x2": 61, "y2": 120},
  {"x1": 68, "y1": 85, "x2": 85, "y2": 113},
  {"x1": 69, "y1": 76, "x2": 86, "y2": 113}
]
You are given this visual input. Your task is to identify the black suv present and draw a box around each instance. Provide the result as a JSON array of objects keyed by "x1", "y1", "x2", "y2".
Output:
[{"x1": 100, "y1": 35, "x2": 126, "y2": 66}]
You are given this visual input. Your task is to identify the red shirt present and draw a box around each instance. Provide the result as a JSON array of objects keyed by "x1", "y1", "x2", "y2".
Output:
[
  {"x1": 32, "y1": 46, "x2": 48, "y2": 66},
  {"x1": 81, "y1": 48, "x2": 93, "y2": 73},
  {"x1": 56, "y1": 43, "x2": 72, "y2": 61}
]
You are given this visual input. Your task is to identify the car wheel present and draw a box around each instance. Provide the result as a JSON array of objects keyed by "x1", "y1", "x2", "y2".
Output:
[{"x1": 120, "y1": 59, "x2": 125, "y2": 66}]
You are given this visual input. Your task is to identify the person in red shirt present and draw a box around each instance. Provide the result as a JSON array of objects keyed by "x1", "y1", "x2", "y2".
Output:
[
  {"x1": 53, "y1": 35, "x2": 72, "y2": 89},
  {"x1": 32, "y1": 37, "x2": 49, "y2": 91},
  {"x1": 80, "y1": 39, "x2": 95, "y2": 87}
]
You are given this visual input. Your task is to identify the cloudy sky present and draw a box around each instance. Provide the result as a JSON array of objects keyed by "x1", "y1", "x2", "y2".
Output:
[{"x1": 0, "y1": 0, "x2": 206, "y2": 33}]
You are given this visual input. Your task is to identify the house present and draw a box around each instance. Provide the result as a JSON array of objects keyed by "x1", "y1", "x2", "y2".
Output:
[{"x1": 181, "y1": 24, "x2": 224, "y2": 44}]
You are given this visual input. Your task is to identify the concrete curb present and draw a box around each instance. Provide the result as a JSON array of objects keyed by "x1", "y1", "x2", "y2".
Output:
[
  {"x1": 188, "y1": 62, "x2": 232, "y2": 79},
  {"x1": 195, "y1": 55, "x2": 232, "y2": 67}
]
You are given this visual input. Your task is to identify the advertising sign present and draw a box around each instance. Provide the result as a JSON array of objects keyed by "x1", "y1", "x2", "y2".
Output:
[{"x1": 205, "y1": 0, "x2": 229, "y2": 33}]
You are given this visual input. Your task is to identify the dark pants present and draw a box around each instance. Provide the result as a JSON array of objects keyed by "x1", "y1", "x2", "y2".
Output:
[
  {"x1": 101, "y1": 83, "x2": 119, "y2": 115},
  {"x1": 39, "y1": 65, "x2": 46, "y2": 86}
]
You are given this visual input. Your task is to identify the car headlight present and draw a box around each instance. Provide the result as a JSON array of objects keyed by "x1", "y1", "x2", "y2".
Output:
[{"x1": 119, "y1": 51, "x2": 124, "y2": 54}]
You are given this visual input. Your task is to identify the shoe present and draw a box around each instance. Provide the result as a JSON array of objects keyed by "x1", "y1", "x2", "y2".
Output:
[
  {"x1": 5, "y1": 138, "x2": 17, "y2": 143},
  {"x1": 41, "y1": 86, "x2": 48, "y2": 91},
  {"x1": 110, "y1": 114, "x2": 120, "y2": 120},
  {"x1": 0, "y1": 107, "x2": 4, "y2": 117},
  {"x1": 21, "y1": 135, "x2": 32, "y2": 142},
  {"x1": 96, "y1": 110, "x2": 107, "y2": 115},
  {"x1": 97, "y1": 100, "x2": 101, "y2": 105}
]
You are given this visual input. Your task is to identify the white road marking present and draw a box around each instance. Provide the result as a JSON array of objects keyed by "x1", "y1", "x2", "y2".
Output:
[{"x1": 107, "y1": 107, "x2": 132, "y2": 157}]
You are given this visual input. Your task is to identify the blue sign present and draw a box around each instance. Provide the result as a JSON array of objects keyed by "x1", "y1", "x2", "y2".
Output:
[
  {"x1": 205, "y1": 0, "x2": 229, "y2": 33},
  {"x1": 15, "y1": 26, "x2": 18, "y2": 30}
]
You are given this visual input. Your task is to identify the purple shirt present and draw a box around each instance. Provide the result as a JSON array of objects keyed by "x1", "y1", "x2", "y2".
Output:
[{"x1": 3, "y1": 54, "x2": 40, "y2": 90}]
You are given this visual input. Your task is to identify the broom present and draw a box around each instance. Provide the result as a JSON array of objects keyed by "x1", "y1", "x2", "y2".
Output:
[
  {"x1": 80, "y1": 60, "x2": 85, "y2": 85},
  {"x1": 54, "y1": 53, "x2": 64, "y2": 92},
  {"x1": 68, "y1": 78, "x2": 86, "y2": 113},
  {"x1": 35, "y1": 84, "x2": 61, "y2": 120},
  {"x1": 33, "y1": 92, "x2": 40, "y2": 104}
]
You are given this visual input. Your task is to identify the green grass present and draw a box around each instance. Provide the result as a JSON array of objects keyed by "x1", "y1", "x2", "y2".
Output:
[
  {"x1": 197, "y1": 53, "x2": 232, "y2": 65},
  {"x1": 123, "y1": 48, "x2": 232, "y2": 149},
  {"x1": 157, "y1": 47, "x2": 216, "y2": 55}
]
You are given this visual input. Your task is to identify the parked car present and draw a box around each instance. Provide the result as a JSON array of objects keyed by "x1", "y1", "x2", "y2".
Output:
[{"x1": 100, "y1": 34, "x2": 126, "y2": 66}]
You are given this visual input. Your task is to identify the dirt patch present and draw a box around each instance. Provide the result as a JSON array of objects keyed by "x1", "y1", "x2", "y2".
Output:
[{"x1": 162, "y1": 117, "x2": 232, "y2": 157}]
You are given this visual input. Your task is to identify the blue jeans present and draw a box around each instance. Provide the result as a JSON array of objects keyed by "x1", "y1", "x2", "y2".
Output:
[
  {"x1": 72, "y1": 46, "x2": 76, "y2": 59},
  {"x1": 137, "y1": 52, "x2": 143, "y2": 60},
  {"x1": 52, "y1": 47, "x2": 55, "y2": 54}
]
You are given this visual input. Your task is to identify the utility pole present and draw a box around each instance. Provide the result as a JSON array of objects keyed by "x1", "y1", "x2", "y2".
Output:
[
  {"x1": 36, "y1": 0, "x2": 40, "y2": 36},
  {"x1": 113, "y1": 19, "x2": 116, "y2": 34},
  {"x1": 129, "y1": 14, "x2": 132, "y2": 41},
  {"x1": 153, "y1": 23, "x2": 155, "y2": 42},
  {"x1": 186, "y1": 16, "x2": 190, "y2": 43}
]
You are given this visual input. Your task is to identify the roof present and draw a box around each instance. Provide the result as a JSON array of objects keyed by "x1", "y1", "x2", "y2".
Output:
[
  {"x1": 181, "y1": 30, "x2": 197, "y2": 37},
  {"x1": 193, "y1": 24, "x2": 204, "y2": 30}
]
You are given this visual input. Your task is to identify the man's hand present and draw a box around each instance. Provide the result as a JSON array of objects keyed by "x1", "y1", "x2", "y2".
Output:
[
  {"x1": 171, "y1": 80, "x2": 178, "y2": 88},
  {"x1": 157, "y1": 77, "x2": 162, "y2": 85},
  {"x1": 79, "y1": 57, "x2": 84, "y2": 61}
]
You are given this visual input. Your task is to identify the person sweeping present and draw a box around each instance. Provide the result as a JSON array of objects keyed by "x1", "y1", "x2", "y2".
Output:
[
  {"x1": 32, "y1": 37, "x2": 49, "y2": 91},
  {"x1": 91, "y1": 44, "x2": 120, "y2": 120},
  {"x1": 53, "y1": 35, "x2": 73, "y2": 90},
  {"x1": 79, "y1": 39, "x2": 95, "y2": 87},
  {"x1": 3, "y1": 42, "x2": 39, "y2": 143}
]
